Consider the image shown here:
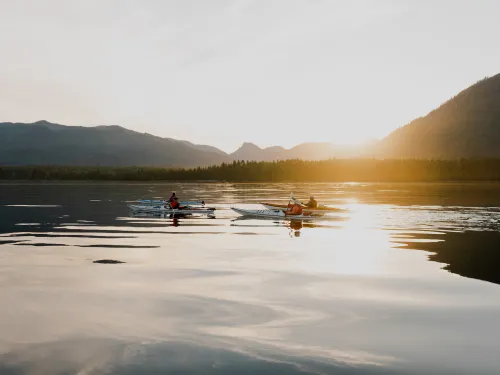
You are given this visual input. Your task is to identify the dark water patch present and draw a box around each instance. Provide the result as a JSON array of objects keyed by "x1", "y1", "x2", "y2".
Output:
[
  {"x1": 398, "y1": 230, "x2": 500, "y2": 285},
  {"x1": 8, "y1": 233, "x2": 137, "y2": 239},
  {"x1": 81, "y1": 244, "x2": 159, "y2": 249},
  {"x1": 13, "y1": 242, "x2": 69, "y2": 247},
  {"x1": 93, "y1": 259, "x2": 126, "y2": 264}
]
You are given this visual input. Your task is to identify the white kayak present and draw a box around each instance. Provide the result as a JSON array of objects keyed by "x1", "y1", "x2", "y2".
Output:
[
  {"x1": 231, "y1": 207, "x2": 324, "y2": 220},
  {"x1": 134, "y1": 199, "x2": 205, "y2": 206},
  {"x1": 129, "y1": 204, "x2": 215, "y2": 215}
]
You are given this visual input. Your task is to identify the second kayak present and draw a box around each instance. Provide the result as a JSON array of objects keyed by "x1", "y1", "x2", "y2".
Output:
[
  {"x1": 231, "y1": 207, "x2": 324, "y2": 220},
  {"x1": 260, "y1": 202, "x2": 344, "y2": 213}
]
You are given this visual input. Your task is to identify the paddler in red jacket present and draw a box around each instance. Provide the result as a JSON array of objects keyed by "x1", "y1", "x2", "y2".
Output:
[
  {"x1": 171, "y1": 197, "x2": 180, "y2": 209},
  {"x1": 287, "y1": 198, "x2": 303, "y2": 215}
]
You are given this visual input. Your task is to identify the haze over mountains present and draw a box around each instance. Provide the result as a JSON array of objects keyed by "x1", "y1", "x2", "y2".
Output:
[
  {"x1": 1, "y1": 73, "x2": 499, "y2": 167},
  {"x1": 228, "y1": 142, "x2": 364, "y2": 162}
]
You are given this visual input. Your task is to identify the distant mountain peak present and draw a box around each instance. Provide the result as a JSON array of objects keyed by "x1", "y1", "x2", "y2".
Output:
[
  {"x1": 240, "y1": 142, "x2": 262, "y2": 150},
  {"x1": 34, "y1": 120, "x2": 52, "y2": 125}
]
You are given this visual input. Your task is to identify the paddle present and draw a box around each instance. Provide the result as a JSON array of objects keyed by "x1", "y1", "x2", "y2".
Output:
[{"x1": 290, "y1": 192, "x2": 303, "y2": 207}]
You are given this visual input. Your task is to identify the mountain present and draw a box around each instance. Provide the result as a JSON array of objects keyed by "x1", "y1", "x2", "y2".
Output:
[
  {"x1": 0, "y1": 121, "x2": 229, "y2": 167},
  {"x1": 5, "y1": 73, "x2": 499, "y2": 169},
  {"x1": 229, "y1": 142, "x2": 362, "y2": 161},
  {"x1": 378, "y1": 73, "x2": 500, "y2": 158},
  {"x1": 0, "y1": 121, "x2": 362, "y2": 167},
  {"x1": 230, "y1": 143, "x2": 286, "y2": 162}
]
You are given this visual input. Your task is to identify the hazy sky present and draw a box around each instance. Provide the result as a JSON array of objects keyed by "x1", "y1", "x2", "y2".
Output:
[{"x1": 1, "y1": 1, "x2": 499, "y2": 152}]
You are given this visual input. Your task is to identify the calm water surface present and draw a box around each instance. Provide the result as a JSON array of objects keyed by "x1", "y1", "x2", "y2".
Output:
[{"x1": 1, "y1": 182, "x2": 500, "y2": 375}]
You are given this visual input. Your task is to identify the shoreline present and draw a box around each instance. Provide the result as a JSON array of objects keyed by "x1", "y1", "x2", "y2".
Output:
[
  {"x1": 2, "y1": 159, "x2": 500, "y2": 183},
  {"x1": 2, "y1": 180, "x2": 500, "y2": 185}
]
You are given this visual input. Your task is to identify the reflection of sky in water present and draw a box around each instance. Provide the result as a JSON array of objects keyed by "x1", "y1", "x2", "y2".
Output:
[{"x1": 0, "y1": 183, "x2": 500, "y2": 374}]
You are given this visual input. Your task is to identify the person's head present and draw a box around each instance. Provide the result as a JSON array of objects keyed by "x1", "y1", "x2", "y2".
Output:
[{"x1": 172, "y1": 192, "x2": 176, "y2": 196}]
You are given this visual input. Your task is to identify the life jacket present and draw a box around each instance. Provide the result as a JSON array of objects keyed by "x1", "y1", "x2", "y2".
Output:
[
  {"x1": 290, "y1": 204, "x2": 302, "y2": 215},
  {"x1": 171, "y1": 200, "x2": 180, "y2": 209}
]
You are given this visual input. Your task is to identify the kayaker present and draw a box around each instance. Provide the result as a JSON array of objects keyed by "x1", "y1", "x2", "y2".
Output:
[
  {"x1": 169, "y1": 192, "x2": 176, "y2": 203},
  {"x1": 305, "y1": 196, "x2": 318, "y2": 208},
  {"x1": 171, "y1": 197, "x2": 180, "y2": 209},
  {"x1": 288, "y1": 202, "x2": 303, "y2": 215}
]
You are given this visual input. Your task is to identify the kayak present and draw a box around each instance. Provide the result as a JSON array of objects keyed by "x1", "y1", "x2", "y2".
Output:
[
  {"x1": 231, "y1": 207, "x2": 323, "y2": 220},
  {"x1": 261, "y1": 202, "x2": 344, "y2": 213},
  {"x1": 129, "y1": 206, "x2": 215, "y2": 216},
  {"x1": 131, "y1": 211, "x2": 214, "y2": 219},
  {"x1": 135, "y1": 199, "x2": 205, "y2": 206},
  {"x1": 129, "y1": 204, "x2": 215, "y2": 215}
]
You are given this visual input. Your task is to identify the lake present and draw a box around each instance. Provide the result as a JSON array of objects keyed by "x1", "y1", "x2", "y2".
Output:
[{"x1": 1, "y1": 182, "x2": 500, "y2": 375}]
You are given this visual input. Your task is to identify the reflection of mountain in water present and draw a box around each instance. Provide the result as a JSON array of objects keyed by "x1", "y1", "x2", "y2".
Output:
[{"x1": 395, "y1": 231, "x2": 500, "y2": 285}]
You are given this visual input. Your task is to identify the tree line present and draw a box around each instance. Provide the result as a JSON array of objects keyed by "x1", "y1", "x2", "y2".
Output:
[{"x1": 1, "y1": 159, "x2": 500, "y2": 182}]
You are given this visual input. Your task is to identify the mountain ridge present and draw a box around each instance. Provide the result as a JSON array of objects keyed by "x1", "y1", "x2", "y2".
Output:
[
  {"x1": 377, "y1": 73, "x2": 500, "y2": 158},
  {"x1": 2, "y1": 72, "x2": 500, "y2": 166},
  {"x1": 0, "y1": 121, "x2": 228, "y2": 167}
]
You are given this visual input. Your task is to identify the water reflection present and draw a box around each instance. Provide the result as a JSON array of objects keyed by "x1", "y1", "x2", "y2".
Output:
[
  {"x1": 394, "y1": 230, "x2": 500, "y2": 285},
  {"x1": 288, "y1": 220, "x2": 303, "y2": 237},
  {"x1": 1, "y1": 183, "x2": 500, "y2": 375},
  {"x1": 0, "y1": 339, "x2": 401, "y2": 375}
]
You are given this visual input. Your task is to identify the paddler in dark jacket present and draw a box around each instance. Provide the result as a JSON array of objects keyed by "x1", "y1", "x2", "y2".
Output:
[
  {"x1": 169, "y1": 192, "x2": 176, "y2": 203},
  {"x1": 305, "y1": 196, "x2": 318, "y2": 208}
]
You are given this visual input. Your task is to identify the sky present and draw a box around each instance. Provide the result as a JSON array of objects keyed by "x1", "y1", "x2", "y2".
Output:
[{"x1": 1, "y1": 0, "x2": 499, "y2": 153}]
